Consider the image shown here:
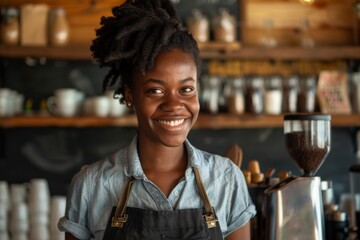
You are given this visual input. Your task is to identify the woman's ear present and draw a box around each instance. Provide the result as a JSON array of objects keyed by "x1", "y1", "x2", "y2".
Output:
[{"x1": 124, "y1": 85, "x2": 133, "y2": 108}]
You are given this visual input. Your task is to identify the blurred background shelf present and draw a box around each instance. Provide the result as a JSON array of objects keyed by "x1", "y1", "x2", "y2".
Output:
[
  {"x1": 0, "y1": 113, "x2": 359, "y2": 128},
  {"x1": 1, "y1": 45, "x2": 360, "y2": 60}
]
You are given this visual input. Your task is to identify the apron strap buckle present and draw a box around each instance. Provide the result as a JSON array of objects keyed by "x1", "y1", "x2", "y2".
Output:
[
  {"x1": 111, "y1": 214, "x2": 128, "y2": 228},
  {"x1": 204, "y1": 213, "x2": 218, "y2": 228}
]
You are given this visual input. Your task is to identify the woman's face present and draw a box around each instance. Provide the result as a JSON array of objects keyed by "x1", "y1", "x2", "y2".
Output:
[{"x1": 128, "y1": 48, "x2": 199, "y2": 147}]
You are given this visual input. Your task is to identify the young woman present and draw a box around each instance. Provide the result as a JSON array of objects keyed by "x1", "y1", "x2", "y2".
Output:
[{"x1": 58, "y1": 1, "x2": 256, "y2": 239}]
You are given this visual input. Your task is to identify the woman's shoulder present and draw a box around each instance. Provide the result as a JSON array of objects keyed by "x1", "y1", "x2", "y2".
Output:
[{"x1": 71, "y1": 147, "x2": 128, "y2": 185}]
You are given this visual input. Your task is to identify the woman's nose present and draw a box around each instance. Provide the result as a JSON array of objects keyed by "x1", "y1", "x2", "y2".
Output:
[{"x1": 160, "y1": 93, "x2": 183, "y2": 111}]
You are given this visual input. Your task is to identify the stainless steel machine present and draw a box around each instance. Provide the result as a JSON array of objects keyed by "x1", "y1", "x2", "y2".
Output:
[{"x1": 262, "y1": 114, "x2": 331, "y2": 240}]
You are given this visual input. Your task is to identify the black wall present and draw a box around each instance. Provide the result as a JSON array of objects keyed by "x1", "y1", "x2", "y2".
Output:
[{"x1": 0, "y1": 59, "x2": 359, "y2": 204}]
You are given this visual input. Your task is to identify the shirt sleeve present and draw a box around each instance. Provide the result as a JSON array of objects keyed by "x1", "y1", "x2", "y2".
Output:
[
  {"x1": 58, "y1": 165, "x2": 93, "y2": 240},
  {"x1": 224, "y1": 164, "x2": 257, "y2": 236}
]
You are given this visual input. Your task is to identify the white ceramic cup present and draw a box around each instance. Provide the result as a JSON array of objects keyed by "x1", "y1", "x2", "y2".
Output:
[
  {"x1": 28, "y1": 179, "x2": 50, "y2": 214},
  {"x1": 12, "y1": 233, "x2": 28, "y2": 240},
  {"x1": 9, "y1": 202, "x2": 29, "y2": 233},
  {"x1": 51, "y1": 231, "x2": 65, "y2": 240},
  {"x1": 0, "y1": 202, "x2": 8, "y2": 231},
  {"x1": 0, "y1": 231, "x2": 9, "y2": 240},
  {"x1": 30, "y1": 212, "x2": 49, "y2": 226},
  {"x1": 47, "y1": 88, "x2": 84, "y2": 117},
  {"x1": 0, "y1": 88, "x2": 12, "y2": 117},
  {"x1": 10, "y1": 183, "x2": 27, "y2": 205},
  {"x1": 50, "y1": 196, "x2": 66, "y2": 232},
  {"x1": 30, "y1": 225, "x2": 50, "y2": 240},
  {"x1": 105, "y1": 90, "x2": 128, "y2": 117},
  {"x1": 0, "y1": 89, "x2": 23, "y2": 116},
  {"x1": 92, "y1": 96, "x2": 110, "y2": 117},
  {"x1": 0, "y1": 181, "x2": 10, "y2": 210}
]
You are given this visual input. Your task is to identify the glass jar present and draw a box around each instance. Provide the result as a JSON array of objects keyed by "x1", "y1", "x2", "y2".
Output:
[
  {"x1": 300, "y1": 19, "x2": 315, "y2": 48},
  {"x1": 260, "y1": 18, "x2": 277, "y2": 48},
  {"x1": 298, "y1": 76, "x2": 317, "y2": 113},
  {"x1": 212, "y1": 8, "x2": 236, "y2": 43},
  {"x1": 186, "y1": 9, "x2": 209, "y2": 43},
  {"x1": 246, "y1": 76, "x2": 264, "y2": 114},
  {"x1": 200, "y1": 75, "x2": 221, "y2": 114},
  {"x1": 0, "y1": 7, "x2": 19, "y2": 45},
  {"x1": 264, "y1": 75, "x2": 283, "y2": 115},
  {"x1": 48, "y1": 7, "x2": 70, "y2": 46},
  {"x1": 283, "y1": 75, "x2": 299, "y2": 113},
  {"x1": 226, "y1": 77, "x2": 245, "y2": 115}
]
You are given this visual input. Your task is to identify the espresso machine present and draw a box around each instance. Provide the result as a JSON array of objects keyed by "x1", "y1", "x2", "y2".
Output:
[{"x1": 262, "y1": 114, "x2": 331, "y2": 240}]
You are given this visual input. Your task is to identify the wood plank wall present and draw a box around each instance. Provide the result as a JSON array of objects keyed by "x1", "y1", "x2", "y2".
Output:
[
  {"x1": 241, "y1": 0, "x2": 359, "y2": 47},
  {"x1": 0, "y1": 0, "x2": 358, "y2": 47}
]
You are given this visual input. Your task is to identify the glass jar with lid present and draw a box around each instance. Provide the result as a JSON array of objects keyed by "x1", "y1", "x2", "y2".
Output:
[
  {"x1": 48, "y1": 7, "x2": 70, "y2": 46},
  {"x1": 264, "y1": 75, "x2": 283, "y2": 115},
  {"x1": 246, "y1": 76, "x2": 265, "y2": 114},
  {"x1": 0, "y1": 7, "x2": 20, "y2": 45},
  {"x1": 298, "y1": 75, "x2": 317, "y2": 113},
  {"x1": 226, "y1": 77, "x2": 245, "y2": 115},
  {"x1": 283, "y1": 75, "x2": 299, "y2": 113},
  {"x1": 212, "y1": 8, "x2": 236, "y2": 43},
  {"x1": 186, "y1": 9, "x2": 209, "y2": 43}
]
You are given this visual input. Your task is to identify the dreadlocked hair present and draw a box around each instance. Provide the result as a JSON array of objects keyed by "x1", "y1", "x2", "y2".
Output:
[{"x1": 90, "y1": 0, "x2": 201, "y2": 104}]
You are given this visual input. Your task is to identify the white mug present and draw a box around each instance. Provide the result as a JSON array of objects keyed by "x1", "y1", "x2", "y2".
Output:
[
  {"x1": 28, "y1": 179, "x2": 50, "y2": 215},
  {"x1": 0, "y1": 181, "x2": 10, "y2": 210},
  {"x1": 0, "y1": 231, "x2": 9, "y2": 240},
  {"x1": 50, "y1": 196, "x2": 66, "y2": 232},
  {"x1": 105, "y1": 90, "x2": 128, "y2": 117},
  {"x1": 11, "y1": 233, "x2": 27, "y2": 240},
  {"x1": 0, "y1": 202, "x2": 8, "y2": 231},
  {"x1": 92, "y1": 96, "x2": 110, "y2": 117},
  {"x1": 9, "y1": 202, "x2": 29, "y2": 233},
  {"x1": 47, "y1": 88, "x2": 84, "y2": 117},
  {"x1": 30, "y1": 225, "x2": 50, "y2": 240},
  {"x1": 10, "y1": 183, "x2": 28, "y2": 205},
  {"x1": 0, "y1": 89, "x2": 24, "y2": 116},
  {"x1": 0, "y1": 88, "x2": 12, "y2": 117}
]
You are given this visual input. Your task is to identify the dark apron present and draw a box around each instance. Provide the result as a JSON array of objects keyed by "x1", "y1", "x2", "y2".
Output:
[{"x1": 103, "y1": 167, "x2": 224, "y2": 240}]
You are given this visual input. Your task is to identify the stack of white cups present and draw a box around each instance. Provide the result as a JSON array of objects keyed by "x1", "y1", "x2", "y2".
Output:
[
  {"x1": 28, "y1": 179, "x2": 50, "y2": 240},
  {"x1": 0, "y1": 181, "x2": 10, "y2": 240},
  {"x1": 10, "y1": 202, "x2": 29, "y2": 240},
  {"x1": 10, "y1": 183, "x2": 29, "y2": 240},
  {"x1": 50, "y1": 196, "x2": 66, "y2": 240}
]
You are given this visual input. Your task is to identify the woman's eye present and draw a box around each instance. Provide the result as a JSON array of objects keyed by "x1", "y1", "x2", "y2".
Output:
[
  {"x1": 147, "y1": 88, "x2": 163, "y2": 94},
  {"x1": 181, "y1": 87, "x2": 195, "y2": 94}
]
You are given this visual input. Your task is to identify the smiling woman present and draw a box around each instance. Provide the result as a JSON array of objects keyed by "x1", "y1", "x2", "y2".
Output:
[{"x1": 57, "y1": 1, "x2": 256, "y2": 240}]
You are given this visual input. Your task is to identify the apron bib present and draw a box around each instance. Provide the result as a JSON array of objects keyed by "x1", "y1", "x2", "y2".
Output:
[{"x1": 103, "y1": 167, "x2": 224, "y2": 240}]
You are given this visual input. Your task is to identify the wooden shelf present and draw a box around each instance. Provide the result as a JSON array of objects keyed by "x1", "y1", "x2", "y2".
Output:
[
  {"x1": 1, "y1": 44, "x2": 360, "y2": 60},
  {"x1": 0, "y1": 113, "x2": 359, "y2": 128}
]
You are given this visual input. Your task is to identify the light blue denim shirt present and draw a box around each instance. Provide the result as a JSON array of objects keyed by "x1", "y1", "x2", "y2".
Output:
[{"x1": 58, "y1": 135, "x2": 256, "y2": 239}]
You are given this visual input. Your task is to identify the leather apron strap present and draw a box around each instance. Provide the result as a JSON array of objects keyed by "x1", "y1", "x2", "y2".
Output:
[
  {"x1": 193, "y1": 166, "x2": 218, "y2": 228},
  {"x1": 111, "y1": 166, "x2": 218, "y2": 229},
  {"x1": 111, "y1": 176, "x2": 135, "y2": 228}
]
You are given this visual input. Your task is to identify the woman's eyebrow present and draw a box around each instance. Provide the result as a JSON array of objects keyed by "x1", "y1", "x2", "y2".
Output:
[{"x1": 143, "y1": 78, "x2": 196, "y2": 85}]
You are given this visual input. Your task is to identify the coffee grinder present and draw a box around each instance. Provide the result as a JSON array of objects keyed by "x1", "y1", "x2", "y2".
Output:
[{"x1": 262, "y1": 114, "x2": 331, "y2": 240}]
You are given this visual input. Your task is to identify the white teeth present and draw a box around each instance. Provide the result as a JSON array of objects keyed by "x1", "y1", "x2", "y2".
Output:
[{"x1": 158, "y1": 119, "x2": 184, "y2": 127}]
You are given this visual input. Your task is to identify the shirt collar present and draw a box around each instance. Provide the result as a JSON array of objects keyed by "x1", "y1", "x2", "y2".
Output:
[{"x1": 123, "y1": 135, "x2": 202, "y2": 179}]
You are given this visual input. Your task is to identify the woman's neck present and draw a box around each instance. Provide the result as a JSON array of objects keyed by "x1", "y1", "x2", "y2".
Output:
[{"x1": 137, "y1": 138, "x2": 187, "y2": 173}]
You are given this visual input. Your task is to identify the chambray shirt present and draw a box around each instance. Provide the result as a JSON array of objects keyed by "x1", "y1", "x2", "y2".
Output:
[{"x1": 58, "y1": 135, "x2": 256, "y2": 239}]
